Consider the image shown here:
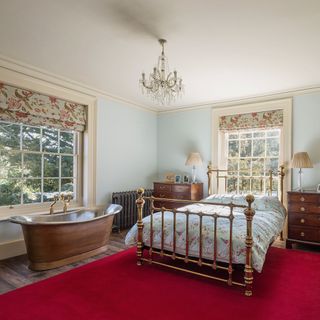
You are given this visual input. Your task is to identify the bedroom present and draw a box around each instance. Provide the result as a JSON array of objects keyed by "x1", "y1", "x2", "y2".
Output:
[{"x1": 0, "y1": 0, "x2": 319, "y2": 319}]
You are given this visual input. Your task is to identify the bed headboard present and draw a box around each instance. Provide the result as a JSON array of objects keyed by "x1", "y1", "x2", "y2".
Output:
[{"x1": 207, "y1": 164, "x2": 285, "y2": 205}]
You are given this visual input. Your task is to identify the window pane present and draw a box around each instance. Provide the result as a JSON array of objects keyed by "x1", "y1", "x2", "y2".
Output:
[
  {"x1": 227, "y1": 159, "x2": 238, "y2": 175},
  {"x1": 266, "y1": 158, "x2": 279, "y2": 173},
  {"x1": 22, "y1": 126, "x2": 41, "y2": 151},
  {"x1": 61, "y1": 156, "x2": 74, "y2": 177},
  {"x1": 61, "y1": 178, "x2": 74, "y2": 195},
  {"x1": 228, "y1": 133, "x2": 238, "y2": 140},
  {"x1": 228, "y1": 140, "x2": 239, "y2": 157},
  {"x1": 253, "y1": 131, "x2": 265, "y2": 138},
  {"x1": 60, "y1": 132, "x2": 74, "y2": 154},
  {"x1": 239, "y1": 178, "x2": 250, "y2": 193},
  {"x1": 226, "y1": 178, "x2": 237, "y2": 193},
  {"x1": 0, "y1": 122, "x2": 20, "y2": 150},
  {"x1": 267, "y1": 129, "x2": 280, "y2": 137},
  {"x1": 266, "y1": 138, "x2": 279, "y2": 156},
  {"x1": 0, "y1": 151, "x2": 22, "y2": 178},
  {"x1": 0, "y1": 179, "x2": 21, "y2": 205},
  {"x1": 44, "y1": 154, "x2": 59, "y2": 177},
  {"x1": 43, "y1": 179, "x2": 59, "y2": 202},
  {"x1": 252, "y1": 139, "x2": 265, "y2": 157},
  {"x1": 43, "y1": 128, "x2": 58, "y2": 153},
  {"x1": 239, "y1": 158, "x2": 251, "y2": 176},
  {"x1": 251, "y1": 178, "x2": 264, "y2": 193},
  {"x1": 24, "y1": 154, "x2": 41, "y2": 177},
  {"x1": 23, "y1": 179, "x2": 41, "y2": 204},
  {"x1": 240, "y1": 132, "x2": 252, "y2": 139},
  {"x1": 252, "y1": 158, "x2": 264, "y2": 176},
  {"x1": 240, "y1": 140, "x2": 252, "y2": 157}
]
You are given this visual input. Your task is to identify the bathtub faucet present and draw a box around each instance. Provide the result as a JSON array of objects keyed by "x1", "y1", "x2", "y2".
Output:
[
  {"x1": 61, "y1": 194, "x2": 72, "y2": 213},
  {"x1": 49, "y1": 195, "x2": 59, "y2": 215}
]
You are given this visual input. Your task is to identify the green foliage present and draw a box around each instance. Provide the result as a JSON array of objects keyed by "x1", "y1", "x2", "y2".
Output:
[{"x1": 0, "y1": 121, "x2": 76, "y2": 206}]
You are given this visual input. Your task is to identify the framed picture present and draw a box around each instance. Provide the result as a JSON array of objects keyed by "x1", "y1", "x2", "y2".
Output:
[
  {"x1": 183, "y1": 175, "x2": 189, "y2": 183},
  {"x1": 164, "y1": 172, "x2": 175, "y2": 183},
  {"x1": 175, "y1": 175, "x2": 181, "y2": 183}
]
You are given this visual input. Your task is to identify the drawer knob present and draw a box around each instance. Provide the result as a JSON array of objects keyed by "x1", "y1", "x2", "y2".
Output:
[
  {"x1": 300, "y1": 218, "x2": 305, "y2": 224},
  {"x1": 300, "y1": 232, "x2": 305, "y2": 237},
  {"x1": 300, "y1": 207, "x2": 305, "y2": 212},
  {"x1": 300, "y1": 197, "x2": 305, "y2": 202}
]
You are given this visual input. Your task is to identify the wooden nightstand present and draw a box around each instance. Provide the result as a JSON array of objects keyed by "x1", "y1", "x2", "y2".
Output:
[
  {"x1": 153, "y1": 182, "x2": 203, "y2": 209},
  {"x1": 286, "y1": 191, "x2": 320, "y2": 249}
]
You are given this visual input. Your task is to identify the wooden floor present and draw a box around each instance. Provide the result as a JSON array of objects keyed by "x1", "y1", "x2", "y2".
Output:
[
  {"x1": 0, "y1": 231, "x2": 127, "y2": 295},
  {"x1": 0, "y1": 233, "x2": 318, "y2": 295}
]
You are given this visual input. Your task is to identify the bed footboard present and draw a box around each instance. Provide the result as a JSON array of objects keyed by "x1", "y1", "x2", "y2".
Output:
[{"x1": 135, "y1": 188, "x2": 256, "y2": 296}]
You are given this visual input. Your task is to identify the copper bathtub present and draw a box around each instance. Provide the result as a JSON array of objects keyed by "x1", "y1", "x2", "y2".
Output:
[{"x1": 9, "y1": 205, "x2": 122, "y2": 271}]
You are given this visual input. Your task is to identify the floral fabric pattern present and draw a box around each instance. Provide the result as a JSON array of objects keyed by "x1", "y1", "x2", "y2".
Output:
[
  {"x1": 219, "y1": 109, "x2": 283, "y2": 131},
  {"x1": 125, "y1": 195, "x2": 286, "y2": 273},
  {"x1": 0, "y1": 82, "x2": 86, "y2": 131}
]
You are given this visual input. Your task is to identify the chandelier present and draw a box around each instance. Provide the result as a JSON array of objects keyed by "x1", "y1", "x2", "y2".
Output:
[{"x1": 140, "y1": 39, "x2": 183, "y2": 105}]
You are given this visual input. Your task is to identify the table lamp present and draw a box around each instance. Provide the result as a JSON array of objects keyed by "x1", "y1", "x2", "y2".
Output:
[
  {"x1": 291, "y1": 152, "x2": 313, "y2": 191},
  {"x1": 185, "y1": 152, "x2": 203, "y2": 183}
]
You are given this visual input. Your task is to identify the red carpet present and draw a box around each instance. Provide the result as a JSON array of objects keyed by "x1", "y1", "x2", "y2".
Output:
[{"x1": 0, "y1": 247, "x2": 319, "y2": 320}]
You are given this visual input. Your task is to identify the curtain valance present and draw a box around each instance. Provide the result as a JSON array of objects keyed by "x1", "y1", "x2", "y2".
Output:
[
  {"x1": 0, "y1": 82, "x2": 86, "y2": 131},
  {"x1": 219, "y1": 109, "x2": 283, "y2": 131}
]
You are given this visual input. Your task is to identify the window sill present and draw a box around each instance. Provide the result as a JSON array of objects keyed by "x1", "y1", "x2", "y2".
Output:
[{"x1": 0, "y1": 204, "x2": 86, "y2": 222}]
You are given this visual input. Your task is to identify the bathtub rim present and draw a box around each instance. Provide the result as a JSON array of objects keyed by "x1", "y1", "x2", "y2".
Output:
[{"x1": 9, "y1": 205, "x2": 122, "y2": 226}]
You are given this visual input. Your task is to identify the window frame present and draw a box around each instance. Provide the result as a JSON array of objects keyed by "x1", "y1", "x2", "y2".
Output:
[
  {"x1": 211, "y1": 99, "x2": 292, "y2": 198},
  {"x1": 0, "y1": 72, "x2": 96, "y2": 220}
]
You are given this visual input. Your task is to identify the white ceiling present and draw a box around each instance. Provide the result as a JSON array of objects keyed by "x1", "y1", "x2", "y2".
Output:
[{"x1": 0, "y1": 0, "x2": 320, "y2": 111}]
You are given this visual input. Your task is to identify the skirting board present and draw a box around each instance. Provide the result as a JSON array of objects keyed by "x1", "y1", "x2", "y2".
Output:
[{"x1": 0, "y1": 239, "x2": 26, "y2": 260}]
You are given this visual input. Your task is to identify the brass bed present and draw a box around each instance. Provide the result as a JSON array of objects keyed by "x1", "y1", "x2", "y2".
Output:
[{"x1": 134, "y1": 165, "x2": 286, "y2": 296}]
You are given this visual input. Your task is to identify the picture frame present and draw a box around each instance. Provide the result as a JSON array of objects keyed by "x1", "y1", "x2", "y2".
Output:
[
  {"x1": 164, "y1": 172, "x2": 175, "y2": 183},
  {"x1": 183, "y1": 175, "x2": 189, "y2": 183},
  {"x1": 175, "y1": 175, "x2": 182, "y2": 183}
]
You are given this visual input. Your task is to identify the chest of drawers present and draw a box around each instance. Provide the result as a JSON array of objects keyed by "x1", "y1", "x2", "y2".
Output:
[
  {"x1": 153, "y1": 182, "x2": 203, "y2": 209},
  {"x1": 286, "y1": 191, "x2": 320, "y2": 248}
]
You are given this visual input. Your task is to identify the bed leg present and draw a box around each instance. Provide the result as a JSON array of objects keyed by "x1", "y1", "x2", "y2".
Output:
[
  {"x1": 244, "y1": 194, "x2": 255, "y2": 297},
  {"x1": 136, "y1": 188, "x2": 145, "y2": 266}
]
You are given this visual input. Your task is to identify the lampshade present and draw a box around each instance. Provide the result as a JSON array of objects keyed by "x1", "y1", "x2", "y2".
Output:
[
  {"x1": 185, "y1": 152, "x2": 203, "y2": 166},
  {"x1": 291, "y1": 152, "x2": 313, "y2": 169}
]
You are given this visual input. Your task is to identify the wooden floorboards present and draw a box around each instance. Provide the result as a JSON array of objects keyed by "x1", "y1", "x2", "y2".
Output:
[
  {"x1": 0, "y1": 232, "x2": 318, "y2": 295},
  {"x1": 0, "y1": 231, "x2": 127, "y2": 295}
]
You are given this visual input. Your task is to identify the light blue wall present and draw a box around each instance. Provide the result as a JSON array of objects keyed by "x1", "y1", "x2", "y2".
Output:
[
  {"x1": 96, "y1": 98, "x2": 158, "y2": 205},
  {"x1": 157, "y1": 92, "x2": 320, "y2": 194},
  {"x1": 292, "y1": 93, "x2": 320, "y2": 190},
  {"x1": 157, "y1": 108, "x2": 212, "y2": 195}
]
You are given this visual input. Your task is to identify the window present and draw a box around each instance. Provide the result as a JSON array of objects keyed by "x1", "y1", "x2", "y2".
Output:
[
  {"x1": 225, "y1": 128, "x2": 280, "y2": 194},
  {"x1": 0, "y1": 121, "x2": 81, "y2": 207}
]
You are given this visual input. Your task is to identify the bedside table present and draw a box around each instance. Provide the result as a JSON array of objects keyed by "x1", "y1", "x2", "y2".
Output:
[
  {"x1": 286, "y1": 191, "x2": 320, "y2": 249},
  {"x1": 153, "y1": 182, "x2": 203, "y2": 209}
]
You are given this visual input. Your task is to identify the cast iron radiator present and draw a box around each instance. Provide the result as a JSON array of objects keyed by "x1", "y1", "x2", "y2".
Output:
[{"x1": 112, "y1": 189, "x2": 153, "y2": 231}]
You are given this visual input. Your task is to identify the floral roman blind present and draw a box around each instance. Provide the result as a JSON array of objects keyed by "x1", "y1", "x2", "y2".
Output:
[
  {"x1": 219, "y1": 109, "x2": 283, "y2": 131},
  {"x1": 0, "y1": 82, "x2": 86, "y2": 131}
]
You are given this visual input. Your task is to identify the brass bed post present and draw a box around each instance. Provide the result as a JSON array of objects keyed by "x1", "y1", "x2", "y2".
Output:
[
  {"x1": 244, "y1": 194, "x2": 255, "y2": 296},
  {"x1": 207, "y1": 162, "x2": 213, "y2": 195},
  {"x1": 136, "y1": 188, "x2": 145, "y2": 266}
]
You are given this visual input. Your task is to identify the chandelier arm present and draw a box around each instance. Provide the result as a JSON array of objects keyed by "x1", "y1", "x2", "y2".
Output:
[
  {"x1": 167, "y1": 79, "x2": 178, "y2": 89},
  {"x1": 142, "y1": 81, "x2": 154, "y2": 90}
]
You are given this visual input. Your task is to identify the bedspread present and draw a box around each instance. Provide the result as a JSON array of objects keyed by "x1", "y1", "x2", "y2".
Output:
[{"x1": 125, "y1": 195, "x2": 286, "y2": 272}]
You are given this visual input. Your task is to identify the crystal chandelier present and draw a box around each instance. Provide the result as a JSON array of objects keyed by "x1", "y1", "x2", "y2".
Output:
[{"x1": 140, "y1": 39, "x2": 183, "y2": 105}]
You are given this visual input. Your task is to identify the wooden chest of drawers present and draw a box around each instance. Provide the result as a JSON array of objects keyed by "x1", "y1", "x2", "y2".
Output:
[
  {"x1": 286, "y1": 191, "x2": 320, "y2": 248},
  {"x1": 153, "y1": 182, "x2": 203, "y2": 209}
]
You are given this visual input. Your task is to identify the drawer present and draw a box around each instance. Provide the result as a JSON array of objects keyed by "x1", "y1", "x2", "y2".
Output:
[
  {"x1": 288, "y1": 193, "x2": 320, "y2": 204},
  {"x1": 153, "y1": 191, "x2": 172, "y2": 199},
  {"x1": 153, "y1": 201, "x2": 178, "y2": 210},
  {"x1": 289, "y1": 213, "x2": 320, "y2": 227},
  {"x1": 154, "y1": 183, "x2": 172, "y2": 192},
  {"x1": 172, "y1": 184, "x2": 190, "y2": 193},
  {"x1": 288, "y1": 203, "x2": 320, "y2": 214},
  {"x1": 288, "y1": 226, "x2": 320, "y2": 243},
  {"x1": 170, "y1": 192, "x2": 190, "y2": 200}
]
